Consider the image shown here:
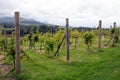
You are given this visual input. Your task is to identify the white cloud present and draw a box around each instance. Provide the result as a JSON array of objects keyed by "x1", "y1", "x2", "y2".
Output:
[{"x1": 0, "y1": 0, "x2": 120, "y2": 27}]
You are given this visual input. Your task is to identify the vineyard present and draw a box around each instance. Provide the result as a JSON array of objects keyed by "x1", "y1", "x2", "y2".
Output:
[{"x1": 0, "y1": 13, "x2": 120, "y2": 80}]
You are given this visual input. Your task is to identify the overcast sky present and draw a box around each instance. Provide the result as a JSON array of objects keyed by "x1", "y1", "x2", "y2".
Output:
[{"x1": 0, "y1": 0, "x2": 120, "y2": 28}]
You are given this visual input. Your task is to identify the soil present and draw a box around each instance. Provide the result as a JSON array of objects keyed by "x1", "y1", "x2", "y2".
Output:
[
  {"x1": 0, "y1": 55, "x2": 4, "y2": 60},
  {"x1": 0, "y1": 55, "x2": 14, "y2": 80}
]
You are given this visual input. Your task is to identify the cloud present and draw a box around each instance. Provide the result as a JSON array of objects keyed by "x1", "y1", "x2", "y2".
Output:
[{"x1": 0, "y1": 0, "x2": 120, "y2": 27}]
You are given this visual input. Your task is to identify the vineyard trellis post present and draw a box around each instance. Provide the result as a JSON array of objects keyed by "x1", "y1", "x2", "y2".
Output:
[
  {"x1": 98, "y1": 20, "x2": 102, "y2": 52},
  {"x1": 15, "y1": 12, "x2": 21, "y2": 74},
  {"x1": 112, "y1": 22, "x2": 116, "y2": 47},
  {"x1": 66, "y1": 18, "x2": 70, "y2": 60}
]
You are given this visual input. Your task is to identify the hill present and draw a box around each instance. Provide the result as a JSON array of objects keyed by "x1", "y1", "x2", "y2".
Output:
[{"x1": 0, "y1": 17, "x2": 46, "y2": 25}]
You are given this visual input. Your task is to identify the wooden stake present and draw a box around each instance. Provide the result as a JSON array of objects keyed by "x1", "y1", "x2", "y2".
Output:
[
  {"x1": 66, "y1": 18, "x2": 70, "y2": 60},
  {"x1": 112, "y1": 22, "x2": 116, "y2": 47},
  {"x1": 98, "y1": 20, "x2": 102, "y2": 52},
  {"x1": 15, "y1": 12, "x2": 21, "y2": 74}
]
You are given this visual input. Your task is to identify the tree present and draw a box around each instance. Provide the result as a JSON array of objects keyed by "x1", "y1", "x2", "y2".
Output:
[{"x1": 83, "y1": 31, "x2": 94, "y2": 50}]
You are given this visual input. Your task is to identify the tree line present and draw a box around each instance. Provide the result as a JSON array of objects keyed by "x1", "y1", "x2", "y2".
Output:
[{"x1": 0, "y1": 22, "x2": 98, "y2": 36}]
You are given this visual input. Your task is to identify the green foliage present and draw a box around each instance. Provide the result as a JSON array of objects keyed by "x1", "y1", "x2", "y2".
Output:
[
  {"x1": 36, "y1": 26, "x2": 40, "y2": 35},
  {"x1": 28, "y1": 26, "x2": 34, "y2": 47},
  {"x1": 45, "y1": 32, "x2": 52, "y2": 38},
  {"x1": 0, "y1": 30, "x2": 6, "y2": 51},
  {"x1": 45, "y1": 38, "x2": 55, "y2": 54},
  {"x1": 102, "y1": 29, "x2": 109, "y2": 36},
  {"x1": 0, "y1": 31, "x2": 2, "y2": 36},
  {"x1": 111, "y1": 27, "x2": 120, "y2": 44},
  {"x1": 8, "y1": 37, "x2": 15, "y2": 52},
  {"x1": 70, "y1": 29, "x2": 80, "y2": 48},
  {"x1": 7, "y1": 45, "x2": 15, "y2": 63},
  {"x1": 3, "y1": 35, "x2": 15, "y2": 65},
  {"x1": 71, "y1": 29, "x2": 80, "y2": 39},
  {"x1": 39, "y1": 33, "x2": 46, "y2": 50},
  {"x1": 28, "y1": 33, "x2": 35, "y2": 49},
  {"x1": 28, "y1": 33, "x2": 33, "y2": 41},
  {"x1": 0, "y1": 38, "x2": 5, "y2": 51},
  {"x1": 34, "y1": 35, "x2": 39, "y2": 43},
  {"x1": 21, "y1": 36, "x2": 28, "y2": 45},
  {"x1": 1, "y1": 27, "x2": 120, "y2": 80},
  {"x1": 39, "y1": 34, "x2": 45, "y2": 43},
  {"x1": 115, "y1": 35, "x2": 119, "y2": 43},
  {"x1": 53, "y1": 29, "x2": 64, "y2": 46},
  {"x1": 114, "y1": 29, "x2": 120, "y2": 43},
  {"x1": 111, "y1": 27, "x2": 116, "y2": 34},
  {"x1": 83, "y1": 31, "x2": 94, "y2": 50},
  {"x1": 34, "y1": 27, "x2": 40, "y2": 43},
  {"x1": 11, "y1": 45, "x2": 120, "y2": 80},
  {"x1": 30, "y1": 26, "x2": 34, "y2": 34}
]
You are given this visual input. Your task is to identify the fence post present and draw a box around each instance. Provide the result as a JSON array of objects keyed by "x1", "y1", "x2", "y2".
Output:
[
  {"x1": 98, "y1": 20, "x2": 102, "y2": 52},
  {"x1": 15, "y1": 12, "x2": 21, "y2": 74},
  {"x1": 66, "y1": 18, "x2": 70, "y2": 60},
  {"x1": 112, "y1": 22, "x2": 116, "y2": 47}
]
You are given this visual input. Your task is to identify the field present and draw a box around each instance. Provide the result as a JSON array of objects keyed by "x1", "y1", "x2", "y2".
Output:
[
  {"x1": 12, "y1": 45, "x2": 120, "y2": 80},
  {"x1": 0, "y1": 29, "x2": 120, "y2": 80}
]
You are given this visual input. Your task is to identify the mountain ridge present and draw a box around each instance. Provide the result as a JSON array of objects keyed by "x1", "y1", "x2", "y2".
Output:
[{"x1": 0, "y1": 17, "x2": 48, "y2": 26}]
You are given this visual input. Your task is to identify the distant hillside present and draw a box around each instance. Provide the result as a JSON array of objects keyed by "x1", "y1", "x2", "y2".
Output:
[{"x1": 0, "y1": 17, "x2": 46, "y2": 26}]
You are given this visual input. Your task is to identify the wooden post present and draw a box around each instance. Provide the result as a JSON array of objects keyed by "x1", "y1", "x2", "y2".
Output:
[
  {"x1": 66, "y1": 18, "x2": 70, "y2": 60},
  {"x1": 112, "y1": 22, "x2": 116, "y2": 47},
  {"x1": 98, "y1": 20, "x2": 102, "y2": 52},
  {"x1": 15, "y1": 12, "x2": 21, "y2": 74},
  {"x1": 110, "y1": 26, "x2": 112, "y2": 29},
  {"x1": 110, "y1": 25, "x2": 112, "y2": 36},
  {"x1": 114, "y1": 22, "x2": 116, "y2": 28}
]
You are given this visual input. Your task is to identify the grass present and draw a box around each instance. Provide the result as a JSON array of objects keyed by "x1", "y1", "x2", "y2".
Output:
[
  {"x1": 1, "y1": 36, "x2": 120, "y2": 80},
  {"x1": 7, "y1": 42, "x2": 120, "y2": 80}
]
